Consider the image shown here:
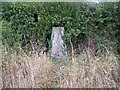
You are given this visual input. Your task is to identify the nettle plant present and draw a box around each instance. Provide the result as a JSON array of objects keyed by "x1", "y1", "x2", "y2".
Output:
[{"x1": 2, "y1": 2, "x2": 120, "y2": 53}]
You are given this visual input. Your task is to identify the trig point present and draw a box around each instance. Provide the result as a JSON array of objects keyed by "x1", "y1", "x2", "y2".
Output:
[{"x1": 51, "y1": 27, "x2": 67, "y2": 59}]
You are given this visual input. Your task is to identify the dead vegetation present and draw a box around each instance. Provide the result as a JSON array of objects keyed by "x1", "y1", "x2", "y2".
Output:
[{"x1": 1, "y1": 47, "x2": 119, "y2": 88}]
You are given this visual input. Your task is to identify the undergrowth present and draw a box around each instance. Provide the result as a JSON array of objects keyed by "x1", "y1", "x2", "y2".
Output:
[{"x1": 1, "y1": 47, "x2": 119, "y2": 88}]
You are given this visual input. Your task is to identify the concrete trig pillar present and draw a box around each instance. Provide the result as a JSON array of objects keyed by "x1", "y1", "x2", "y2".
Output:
[{"x1": 51, "y1": 27, "x2": 67, "y2": 59}]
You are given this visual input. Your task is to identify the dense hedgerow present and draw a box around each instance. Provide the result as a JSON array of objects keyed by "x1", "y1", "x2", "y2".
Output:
[{"x1": 1, "y1": 2, "x2": 120, "y2": 53}]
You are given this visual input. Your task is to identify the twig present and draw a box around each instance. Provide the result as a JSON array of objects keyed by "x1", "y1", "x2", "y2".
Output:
[{"x1": 69, "y1": 38, "x2": 74, "y2": 60}]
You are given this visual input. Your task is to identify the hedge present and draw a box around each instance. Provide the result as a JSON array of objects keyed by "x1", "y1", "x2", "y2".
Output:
[{"x1": 1, "y1": 2, "x2": 120, "y2": 53}]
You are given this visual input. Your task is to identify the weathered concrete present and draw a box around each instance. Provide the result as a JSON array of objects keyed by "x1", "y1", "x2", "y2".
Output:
[
  {"x1": 0, "y1": 24, "x2": 3, "y2": 89},
  {"x1": 51, "y1": 27, "x2": 67, "y2": 59}
]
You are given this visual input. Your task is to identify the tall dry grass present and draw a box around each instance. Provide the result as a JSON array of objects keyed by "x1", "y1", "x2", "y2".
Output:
[{"x1": 1, "y1": 47, "x2": 119, "y2": 88}]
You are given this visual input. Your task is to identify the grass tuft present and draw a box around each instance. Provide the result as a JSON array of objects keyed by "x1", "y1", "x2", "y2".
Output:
[{"x1": 2, "y1": 47, "x2": 119, "y2": 88}]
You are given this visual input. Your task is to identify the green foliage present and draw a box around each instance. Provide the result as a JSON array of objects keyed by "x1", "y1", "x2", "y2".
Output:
[{"x1": 1, "y1": 2, "x2": 120, "y2": 53}]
